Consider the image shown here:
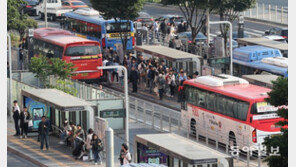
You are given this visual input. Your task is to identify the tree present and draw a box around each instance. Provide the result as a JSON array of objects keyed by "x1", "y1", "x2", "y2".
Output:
[
  {"x1": 214, "y1": 0, "x2": 255, "y2": 56},
  {"x1": 29, "y1": 55, "x2": 77, "y2": 87},
  {"x1": 263, "y1": 77, "x2": 288, "y2": 167},
  {"x1": 8, "y1": 0, "x2": 37, "y2": 40},
  {"x1": 161, "y1": 0, "x2": 216, "y2": 43},
  {"x1": 90, "y1": 0, "x2": 145, "y2": 56}
]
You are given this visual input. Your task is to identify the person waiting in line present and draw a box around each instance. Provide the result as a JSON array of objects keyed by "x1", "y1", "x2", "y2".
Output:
[
  {"x1": 74, "y1": 125, "x2": 85, "y2": 149},
  {"x1": 85, "y1": 128, "x2": 94, "y2": 162},
  {"x1": 129, "y1": 66, "x2": 139, "y2": 93},
  {"x1": 38, "y1": 116, "x2": 50, "y2": 150},
  {"x1": 20, "y1": 107, "x2": 31, "y2": 139},
  {"x1": 91, "y1": 134, "x2": 103, "y2": 165},
  {"x1": 121, "y1": 143, "x2": 132, "y2": 165},
  {"x1": 12, "y1": 100, "x2": 21, "y2": 136},
  {"x1": 68, "y1": 122, "x2": 77, "y2": 147},
  {"x1": 156, "y1": 73, "x2": 166, "y2": 100},
  {"x1": 59, "y1": 119, "x2": 71, "y2": 144}
]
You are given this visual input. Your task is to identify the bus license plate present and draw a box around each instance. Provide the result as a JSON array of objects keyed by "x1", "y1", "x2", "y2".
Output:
[{"x1": 81, "y1": 73, "x2": 88, "y2": 77}]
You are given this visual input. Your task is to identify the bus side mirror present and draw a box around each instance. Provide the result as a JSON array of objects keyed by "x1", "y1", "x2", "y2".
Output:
[{"x1": 250, "y1": 117, "x2": 252, "y2": 123}]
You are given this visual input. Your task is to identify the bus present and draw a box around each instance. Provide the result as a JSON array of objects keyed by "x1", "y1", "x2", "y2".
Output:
[
  {"x1": 181, "y1": 74, "x2": 283, "y2": 150},
  {"x1": 29, "y1": 27, "x2": 103, "y2": 82},
  {"x1": 63, "y1": 8, "x2": 135, "y2": 52},
  {"x1": 233, "y1": 45, "x2": 288, "y2": 78}
]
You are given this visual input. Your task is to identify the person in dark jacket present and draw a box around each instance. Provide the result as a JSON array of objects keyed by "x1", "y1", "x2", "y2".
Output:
[
  {"x1": 38, "y1": 116, "x2": 50, "y2": 150},
  {"x1": 20, "y1": 107, "x2": 31, "y2": 139},
  {"x1": 147, "y1": 66, "x2": 156, "y2": 93},
  {"x1": 91, "y1": 134, "x2": 103, "y2": 165},
  {"x1": 12, "y1": 100, "x2": 20, "y2": 136},
  {"x1": 129, "y1": 66, "x2": 139, "y2": 93}
]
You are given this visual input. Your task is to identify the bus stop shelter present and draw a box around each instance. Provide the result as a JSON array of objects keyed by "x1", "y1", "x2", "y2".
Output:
[
  {"x1": 21, "y1": 88, "x2": 96, "y2": 131},
  {"x1": 236, "y1": 37, "x2": 288, "y2": 57},
  {"x1": 134, "y1": 133, "x2": 233, "y2": 167},
  {"x1": 135, "y1": 45, "x2": 203, "y2": 75}
]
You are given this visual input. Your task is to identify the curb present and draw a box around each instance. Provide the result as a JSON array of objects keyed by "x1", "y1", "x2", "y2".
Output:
[{"x1": 7, "y1": 146, "x2": 48, "y2": 167}]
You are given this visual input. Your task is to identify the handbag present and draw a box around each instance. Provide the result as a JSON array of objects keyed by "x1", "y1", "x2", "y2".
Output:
[{"x1": 28, "y1": 120, "x2": 33, "y2": 127}]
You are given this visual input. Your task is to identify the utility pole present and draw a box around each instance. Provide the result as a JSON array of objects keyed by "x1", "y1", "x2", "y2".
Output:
[
  {"x1": 206, "y1": 1, "x2": 210, "y2": 47},
  {"x1": 7, "y1": 34, "x2": 13, "y2": 122},
  {"x1": 45, "y1": 0, "x2": 48, "y2": 27}
]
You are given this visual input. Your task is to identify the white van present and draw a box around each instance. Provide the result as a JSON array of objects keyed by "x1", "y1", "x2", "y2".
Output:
[{"x1": 35, "y1": 0, "x2": 73, "y2": 21}]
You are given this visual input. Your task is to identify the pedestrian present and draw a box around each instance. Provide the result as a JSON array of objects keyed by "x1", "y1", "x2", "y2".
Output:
[
  {"x1": 69, "y1": 122, "x2": 77, "y2": 147},
  {"x1": 121, "y1": 143, "x2": 132, "y2": 165},
  {"x1": 167, "y1": 70, "x2": 176, "y2": 97},
  {"x1": 112, "y1": 60, "x2": 119, "y2": 82},
  {"x1": 193, "y1": 71, "x2": 199, "y2": 79},
  {"x1": 18, "y1": 47, "x2": 24, "y2": 70},
  {"x1": 129, "y1": 66, "x2": 139, "y2": 93},
  {"x1": 160, "y1": 19, "x2": 167, "y2": 42},
  {"x1": 86, "y1": 128, "x2": 94, "y2": 161},
  {"x1": 74, "y1": 125, "x2": 85, "y2": 149},
  {"x1": 156, "y1": 73, "x2": 166, "y2": 100},
  {"x1": 12, "y1": 100, "x2": 20, "y2": 136},
  {"x1": 147, "y1": 65, "x2": 156, "y2": 93},
  {"x1": 20, "y1": 107, "x2": 31, "y2": 139},
  {"x1": 118, "y1": 67, "x2": 124, "y2": 87},
  {"x1": 91, "y1": 134, "x2": 103, "y2": 165},
  {"x1": 59, "y1": 120, "x2": 71, "y2": 144},
  {"x1": 38, "y1": 116, "x2": 50, "y2": 150}
]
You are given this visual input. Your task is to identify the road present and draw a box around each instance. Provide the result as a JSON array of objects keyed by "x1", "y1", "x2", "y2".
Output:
[
  {"x1": 7, "y1": 152, "x2": 39, "y2": 167},
  {"x1": 80, "y1": 0, "x2": 286, "y2": 37}
]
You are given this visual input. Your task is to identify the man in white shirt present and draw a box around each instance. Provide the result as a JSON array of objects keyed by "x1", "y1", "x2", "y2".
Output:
[
  {"x1": 121, "y1": 143, "x2": 131, "y2": 165},
  {"x1": 12, "y1": 100, "x2": 21, "y2": 136}
]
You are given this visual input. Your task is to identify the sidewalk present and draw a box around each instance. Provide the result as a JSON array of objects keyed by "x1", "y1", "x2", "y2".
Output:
[{"x1": 7, "y1": 119, "x2": 161, "y2": 167}]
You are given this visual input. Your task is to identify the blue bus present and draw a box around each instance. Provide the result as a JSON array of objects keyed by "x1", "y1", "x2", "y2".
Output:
[
  {"x1": 63, "y1": 9, "x2": 135, "y2": 52},
  {"x1": 233, "y1": 45, "x2": 288, "y2": 77}
]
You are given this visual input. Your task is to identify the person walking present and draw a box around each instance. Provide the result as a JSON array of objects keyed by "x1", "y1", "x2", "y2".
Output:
[
  {"x1": 38, "y1": 116, "x2": 50, "y2": 150},
  {"x1": 91, "y1": 134, "x2": 103, "y2": 165},
  {"x1": 12, "y1": 100, "x2": 21, "y2": 136},
  {"x1": 121, "y1": 143, "x2": 132, "y2": 165},
  {"x1": 85, "y1": 129, "x2": 94, "y2": 162},
  {"x1": 20, "y1": 107, "x2": 31, "y2": 139},
  {"x1": 129, "y1": 66, "x2": 139, "y2": 93}
]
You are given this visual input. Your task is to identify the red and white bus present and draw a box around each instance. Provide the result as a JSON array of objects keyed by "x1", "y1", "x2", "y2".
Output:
[
  {"x1": 181, "y1": 74, "x2": 283, "y2": 150},
  {"x1": 29, "y1": 28, "x2": 103, "y2": 82}
]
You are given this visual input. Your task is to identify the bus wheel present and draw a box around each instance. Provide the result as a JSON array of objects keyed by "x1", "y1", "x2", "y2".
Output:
[
  {"x1": 228, "y1": 132, "x2": 237, "y2": 149},
  {"x1": 190, "y1": 119, "x2": 197, "y2": 137}
]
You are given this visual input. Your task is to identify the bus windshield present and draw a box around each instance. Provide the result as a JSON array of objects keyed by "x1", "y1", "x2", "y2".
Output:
[
  {"x1": 106, "y1": 22, "x2": 131, "y2": 33},
  {"x1": 65, "y1": 45, "x2": 101, "y2": 56}
]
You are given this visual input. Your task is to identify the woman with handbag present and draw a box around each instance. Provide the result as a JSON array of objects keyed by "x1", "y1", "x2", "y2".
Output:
[
  {"x1": 20, "y1": 107, "x2": 31, "y2": 139},
  {"x1": 91, "y1": 134, "x2": 103, "y2": 165}
]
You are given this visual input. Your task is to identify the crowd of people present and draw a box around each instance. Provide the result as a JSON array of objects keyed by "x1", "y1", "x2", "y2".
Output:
[{"x1": 101, "y1": 48, "x2": 199, "y2": 101}]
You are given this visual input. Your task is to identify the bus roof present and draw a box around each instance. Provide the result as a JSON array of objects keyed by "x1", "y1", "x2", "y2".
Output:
[
  {"x1": 236, "y1": 37, "x2": 288, "y2": 51},
  {"x1": 184, "y1": 78, "x2": 272, "y2": 101},
  {"x1": 64, "y1": 10, "x2": 131, "y2": 25},
  {"x1": 135, "y1": 45, "x2": 202, "y2": 62},
  {"x1": 233, "y1": 59, "x2": 288, "y2": 77},
  {"x1": 34, "y1": 28, "x2": 99, "y2": 46},
  {"x1": 242, "y1": 74, "x2": 279, "y2": 88}
]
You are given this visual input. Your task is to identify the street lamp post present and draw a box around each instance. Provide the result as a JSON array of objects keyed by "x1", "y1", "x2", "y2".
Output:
[
  {"x1": 44, "y1": 0, "x2": 48, "y2": 27},
  {"x1": 7, "y1": 34, "x2": 13, "y2": 121},
  {"x1": 209, "y1": 21, "x2": 233, "y2": 75},
  {"x1": 97, "y1": 65, "x2": 129, "y2": 146}
]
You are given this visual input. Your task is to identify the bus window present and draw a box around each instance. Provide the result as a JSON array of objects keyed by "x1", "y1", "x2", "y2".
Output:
[
  {"x1": 236, "y1": 101, "x2": 249, "y2": 121},
  {"x1": 106, "y1": 22, "x2": 131, "y2": 33},
  {"x1": 197, "y1": 89, "x2": 206, "y2": 108},
  {"x1": 216, "y1": 95, "x2": 226, "y2": 115},
  {"x1": 225, "y1": 99, "x2": 235, "y2": 118},
  {"x1": 206, "y1": 92, "x2": 216, "y2": 111},
  {"x1": 65, "y1": 45, "x2": 100, "y2": 56}
]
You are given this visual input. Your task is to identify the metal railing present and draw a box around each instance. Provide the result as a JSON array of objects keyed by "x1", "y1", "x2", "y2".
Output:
[{"x1": 242, "y1": 3, "x2": 288, "y2": 24}]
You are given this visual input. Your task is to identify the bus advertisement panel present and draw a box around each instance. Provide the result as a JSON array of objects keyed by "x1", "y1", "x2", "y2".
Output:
[
  {"x1": 63, "y1": 9, "x2": 135, "y2": 53},
  {"x1": 30, "y1": 28, "x2": 103, "y2": 82}
]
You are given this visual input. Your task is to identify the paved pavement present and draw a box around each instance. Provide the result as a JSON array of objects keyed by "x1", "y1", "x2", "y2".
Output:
[{"x1": 7, "y1": 152, "x2": 39, "y2": 167}]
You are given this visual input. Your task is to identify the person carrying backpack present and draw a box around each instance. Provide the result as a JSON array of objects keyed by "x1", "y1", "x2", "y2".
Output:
[{"x1": 121, "y1": 143, "x2": 131, "y2": 165}]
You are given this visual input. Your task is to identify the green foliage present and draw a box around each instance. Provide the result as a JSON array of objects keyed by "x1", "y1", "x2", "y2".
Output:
[
  {"x1": 29, "y1": 55, "x2": 51, "y2": 87},
  {"x1": 8, "y1": 0, "x2": 37, "y2": 40},
  {"x1": 161, "y1": 0, "x2": 213, "y2": 42},
  {"x1": 49, "y1": 79, "x2": 78, "y2": 96},
  {"x1": 50, "y1": 58, "x2": 77, "y2": 80},
  {"x1": 29, "y1": 55, "x2": 77, "y2": 87},
  {"x1": 90, "y1": 0, "x2": 145, "y2": 55},
  {"x1": 263, "y1": 77, "x2": 288, "y2": 167}
]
